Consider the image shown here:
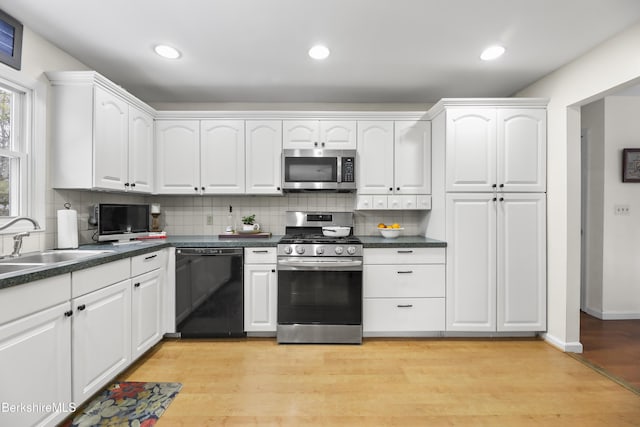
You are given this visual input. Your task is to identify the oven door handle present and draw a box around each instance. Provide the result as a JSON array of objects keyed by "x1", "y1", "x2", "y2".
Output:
[{"x1": 277, "y1": 258, "x2": 363, "y2": 271}]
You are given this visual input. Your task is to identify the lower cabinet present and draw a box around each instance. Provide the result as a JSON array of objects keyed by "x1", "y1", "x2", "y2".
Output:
[
  {"x1": 72, "y1": 279, "x2": 132, "y2": 404},
  {"x1": 243, "y1": 248, "x2": 277, "y2": 333},
  {"x1": 131, "y1": 251, "x2": 165, "y2": 360},
  {"x1": 0, "y1": 278, "x2": 73, "y2": 427},
  {"x1": 363, "y1": 247, "x2": 446, "y2": 335}
]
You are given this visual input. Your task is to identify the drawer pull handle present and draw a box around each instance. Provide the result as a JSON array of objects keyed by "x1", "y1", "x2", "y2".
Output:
[
  {"x1": 252, "y1": 250, "x2": 269, "y2": 254},
  {"x1": 397, "y1": 250, "x2": 413, "y2": 254},
  {"x1": 397, "y1": 270, "x2": 413, "y2": 274},
  {"x1": 144, "y1": 254, "x2": 158, "y2": 260},
  {"x1": 397, "y1": 304, "x2": 413, "y2": 308}
]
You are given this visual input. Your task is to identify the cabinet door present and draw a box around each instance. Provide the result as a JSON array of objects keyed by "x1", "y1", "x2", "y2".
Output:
[
  {"x1": 283, "y1": 120, "x2": 319, "y2": 149},
  {"x1": 498, "y1": 109, "x2": 546, "y2": 192},
  {"x1": 446, "y1": 194, "x2": 496, "y2": 331},
  {"x1": 320, "y1": 120, "x2": 357, "y2": 149},
  {"x1": 128, "y1": 106, "x2": 154, "y2": 193},
  {"x1": 394, "y1": 120, "x2": 431, "y2": 194},
  {"x1": 93, "y1": 87, "x2": 129, "y2": 190},
  {"x1": 357, "y1": 121, "x2": 394, "y2": 194},
  {"x1": 0, "y1": 302, "x2": 72, "y2": 427},
  {"x1": 201, "y1": 120, "x2": 245, "y2": 194},
  {"x1": 155, "y1": 120, "x2": 201, "y2": 194},
  {"x1": 246, "y1": 120, "x2": 282, "y2": 194},
  {"x1": 497, "y1": 194, "x2": 546, "y2": 331},
  {"x1": 131, "y1": 269, "x2": 163, "y2": 359},
  {"x1": 244, "y1": 264, "x2": 277, "y2": 332},
  {"x1": 445, "y1": 109, "x2": 497, "y2": 192},
  {"x1": 72, "y1": 280, "x2": 131, "y2": 403}
]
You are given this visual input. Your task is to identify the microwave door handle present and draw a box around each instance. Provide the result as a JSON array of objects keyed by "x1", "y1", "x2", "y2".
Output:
[{"x1": 336, "y1": 156, "x2": 342, "y2": 184}]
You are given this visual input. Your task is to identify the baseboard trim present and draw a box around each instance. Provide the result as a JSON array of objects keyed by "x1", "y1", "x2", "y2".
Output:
[
  {"x1": 582, "y1": 307, "x2": 640, "y2": 320},
  {"x1": 542, "y1": 332, "x2": 583, "y2": 353}
]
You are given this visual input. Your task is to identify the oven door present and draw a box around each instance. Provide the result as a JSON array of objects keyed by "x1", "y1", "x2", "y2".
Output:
[{"x1": 277, "y1": 257, "x2": 362, "y2": 325}]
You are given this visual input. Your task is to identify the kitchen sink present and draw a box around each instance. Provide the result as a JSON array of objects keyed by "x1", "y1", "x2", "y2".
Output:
[
  {"x1": 0, "y1": 264, "x2": 44, "y2": 274},
  {"x1": 0, "y1": 250, "x2": 115, "y2": 265}
]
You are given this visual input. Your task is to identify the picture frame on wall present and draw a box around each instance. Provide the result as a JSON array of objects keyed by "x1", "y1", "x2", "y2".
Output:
[
  {"x1": 622, "y1": 148, "x2": 640, "y2": 182},
  {"x1": 0, "y1": 9, "x2": 23, "y2": 70}
]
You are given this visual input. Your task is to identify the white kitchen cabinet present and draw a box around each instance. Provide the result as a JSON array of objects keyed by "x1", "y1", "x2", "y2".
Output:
[
  {"x1": 155, "y1": 120, "x2": 201, "y2": 194},
  {"x1": 0, "y1": 275, "x2": 73, "y2": 427},
  {"x1": 445, "y1": 108, "x2": 546, "y2": 192},
  {"x1": 283, "y1": 120, "x2": 356, "y2": 149},
  {"x1": 128, "y1": 105, "x2": 155, "y2": 193},
  {"x1": 47, "y1": 71, "x2": 156, "y2": 193},
  {"x1": 356, "y1": 120, "x2": 431, "y2": 210},
  {"x1": 244, "y1": 248, "x2": 277, "y2": 333},
  {"x1": 131, "y1": 250, "x2": 165, "y2": 360},
  {"x1": 201, "y1": 120, "x2": 245, "y2": 193},
  {"x1": 363, "y1": 247, "x2": 446, "y2": 335},
  {"x1": 72, "y1": 279, "x2": 132, "y2": 403},
  {"x1": 445, "y1": 193, "x2": 546, "y2": 332},
  {"x1": 246, "y1": 120, "x2": 283, "y2": 194}
]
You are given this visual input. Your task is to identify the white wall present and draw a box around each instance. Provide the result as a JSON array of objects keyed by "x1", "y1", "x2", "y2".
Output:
[
  {"x1": 517, "y1": 21, "x2": 640, "y2": 351},
  {"x1": 0, "y1": 27, "x2": 88, "y2": 256},
  {"x1": 581, "y1": 99, "x2": 605, "y2": 315}
]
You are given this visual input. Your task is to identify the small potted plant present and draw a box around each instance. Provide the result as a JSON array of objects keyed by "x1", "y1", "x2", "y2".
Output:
[{"x1": 241, "y1": 214, "x2": 259, "y2": 232}]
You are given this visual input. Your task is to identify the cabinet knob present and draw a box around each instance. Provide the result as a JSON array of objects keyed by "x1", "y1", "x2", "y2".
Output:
[
  {"x1": 194, "y1": 187, "x2": 198, "y2": 191},
  {"x1": 131, "y1": 183, "x2": 136, "y2": 187},
  {"x1": 499, "y1": 197, "x2": 504, "y2": 202},
  {"x1": 64, "y1": 310, "x2": 73, "y2": 317},
  {"x1": 124, "y1": 182, "x2": 130, "y2": 187},
  {"x1": 277, "y1": 187, "x2": 281, "y2": 191},
  {"x1": 493, "y1": 197, "x2": 497, "y2": 202},
  {"x1": 499, "y1": 184, "x2": 504, "y2": 188},
  {"x1": 321, "y1": 142, "x2": 325, "y2": 147},
  {"x1": 389, "y1": 187, "x2": 393, "y2": 192},
  {"x1": 314, "y1": 142, "x2": 318, "y2": 146},
  {"x1": 271, "y1": 269, "x2": 276, "y2": 273},
  {"x1": 396, "y1": 187, "x2": 400, "y2": 191},
  {"x1": 201, "y1": 186, "x2": 205, "y2": 191},
  {"x1": 77, "y1": 304, "x2": 86, "y2": 311},
  {"x1": 492, "y1": 184, "x2": 497, "y2": 188},
  {"x1": 134, "y1": 282, "x2": 141, "y2": 288}
]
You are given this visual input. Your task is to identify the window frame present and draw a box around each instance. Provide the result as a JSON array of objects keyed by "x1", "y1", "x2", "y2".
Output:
[{"x1": 0, "y1": 67, "x2": 46, "y2": 235}]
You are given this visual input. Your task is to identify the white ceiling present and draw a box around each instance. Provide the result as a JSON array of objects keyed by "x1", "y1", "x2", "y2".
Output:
[{"x1": 3, "y1": 0, "x2": 640, "y2": 104}]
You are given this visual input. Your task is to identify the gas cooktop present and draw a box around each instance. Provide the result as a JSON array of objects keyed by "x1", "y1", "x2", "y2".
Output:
[{"x1": 278, "y1": 234, "x2": 361, "y2": 245}]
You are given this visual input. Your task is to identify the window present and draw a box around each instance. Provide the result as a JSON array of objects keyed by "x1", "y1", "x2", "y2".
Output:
[{"x1": 0, "y1": 82, "x2": 26, "y2": 217}]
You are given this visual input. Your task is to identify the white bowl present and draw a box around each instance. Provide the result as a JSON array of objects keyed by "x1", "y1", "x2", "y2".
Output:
[
  {"x1": 378, "y1": 227, "x2": 403, "y2": 239},
  {"x1": 322, "y1": 226, "x2": 350, "y2": 237}
]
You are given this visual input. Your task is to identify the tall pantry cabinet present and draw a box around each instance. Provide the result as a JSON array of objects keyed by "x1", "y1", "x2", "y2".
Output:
[{"x1": 431, "y1": 99, "x2": 547, "y2": 333}]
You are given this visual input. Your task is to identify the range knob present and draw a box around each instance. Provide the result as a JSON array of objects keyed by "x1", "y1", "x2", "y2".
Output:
[
  {"x1": 347, "y1": 246, "x2": 357, "y2": 255},
  {"x1": 284, "y1": 246, "x2": 293, "y2": 255},
  {"x1": 296, "y1": 246, "x2": 306, "y2": 254},
  {"x1": 334, "y1": 246, "x2": 344, "y2": 255},
  {"x1": 315, "y1": 246, "x2": 325, "y2": 255}
]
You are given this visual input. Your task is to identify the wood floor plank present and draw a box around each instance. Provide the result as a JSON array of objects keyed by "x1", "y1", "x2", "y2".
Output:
[{"x1": 119, "y1": 338, "x2": 640, "y2": 426}]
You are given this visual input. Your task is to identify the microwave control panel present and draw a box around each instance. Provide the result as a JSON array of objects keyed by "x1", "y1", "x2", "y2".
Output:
[{"x1": 341, "y1": 157, "x2": 355, "y2": 182}]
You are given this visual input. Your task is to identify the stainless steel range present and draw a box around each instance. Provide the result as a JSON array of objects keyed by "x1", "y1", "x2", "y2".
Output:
[{"x1": 277, "y1": 211, "x2": 363, "y2": 344}]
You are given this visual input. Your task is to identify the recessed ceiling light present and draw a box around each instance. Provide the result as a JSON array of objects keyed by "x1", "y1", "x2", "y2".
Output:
[
  {"x1": 308, "y1": 45, "x2": 330, "y2": 60},
  {"x1": 480, "y1": 45, "x2": 505, "y2": 61},
  {"x1": 154, "y1": 44, "x2": 181, "y2": 59}
]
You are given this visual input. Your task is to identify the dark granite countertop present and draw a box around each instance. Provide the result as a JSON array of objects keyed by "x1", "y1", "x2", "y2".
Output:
[
  {"x1": 358, "y1": 235, "x2": 447, "y2": 248},
  {"x1": 0, "y1": 234, "x2": 445, "y2": 290}
]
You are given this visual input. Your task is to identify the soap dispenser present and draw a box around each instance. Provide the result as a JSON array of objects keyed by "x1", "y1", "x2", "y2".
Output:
[{"x1": 225, "y1": 205, "x2": 235, "y2": 233}]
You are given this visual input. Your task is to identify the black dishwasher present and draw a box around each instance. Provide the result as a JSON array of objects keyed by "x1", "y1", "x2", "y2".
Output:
[{"x1": 175, "y1": 248, "x2": 244, "y2": 338}]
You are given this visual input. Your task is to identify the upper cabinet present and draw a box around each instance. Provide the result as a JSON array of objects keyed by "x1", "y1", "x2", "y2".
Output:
[
  {"x1": 155, "y1": 119, "x2": 283, "y2": 195},
  {"x1": 283, "y1": 120, "x2": 356, "y2": 149},
  {"x1": 47, "y1": 71, "x2": 156, "y2": 193},
  {"x1": 356, "y1": 120, "x2": 431, "y2": 210},
  {"x1": 445, "y1": 107, "x2": 546, "y2": 192}
]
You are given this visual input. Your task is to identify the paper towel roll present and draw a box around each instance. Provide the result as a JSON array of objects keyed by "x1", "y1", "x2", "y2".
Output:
[{"x1": 57, "y1": 209, "x2": 78, "y2": 249}]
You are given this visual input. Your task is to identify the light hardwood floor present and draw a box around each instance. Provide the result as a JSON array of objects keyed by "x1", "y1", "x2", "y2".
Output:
[{"x1": 119, "y1": 338, "x2": 640, "y2": 426}]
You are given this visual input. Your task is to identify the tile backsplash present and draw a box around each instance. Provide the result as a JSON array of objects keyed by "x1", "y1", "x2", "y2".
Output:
[{"x1": 49, "y1": 191, "x2": 428, "y2": 246}]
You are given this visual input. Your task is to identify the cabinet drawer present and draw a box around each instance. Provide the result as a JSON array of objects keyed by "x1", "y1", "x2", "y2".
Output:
[
  {"x1": 72, "y1": 258, "x2": 130, "y2": 298},
  {"x1": 363, "y1": 298, "x2": 445, "y2": 332},
  {"x1": 364, "y1": 265, "x2": 444, "y2": 298},
  {"x1": 131, "y1": 250, "x2": 164, "y2": 276},
  {"x1": 244, "y1": 247, "x2": 277, "y2": 264},
  {"x1": 0, "y1": 274, "x2": 71, "y2": 326},
  {"x1": 364, "y1": 247, "x2": 445, "y2": 264}
]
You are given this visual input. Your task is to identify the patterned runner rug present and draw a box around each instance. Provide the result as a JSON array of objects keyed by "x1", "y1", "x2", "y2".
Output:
[{"x1": 63, "y1": 381, "x2": 182, "y2": 427}]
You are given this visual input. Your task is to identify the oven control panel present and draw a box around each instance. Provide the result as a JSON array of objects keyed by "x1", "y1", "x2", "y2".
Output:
[{"x1": 278, "y1": 244, "x2": 363, "y2": 257}]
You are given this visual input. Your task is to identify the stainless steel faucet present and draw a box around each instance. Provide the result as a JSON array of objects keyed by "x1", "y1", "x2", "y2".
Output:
[
  {"x1": 0, "y1": 216, "x2": 41, "y2": 231},
  {"x1": 0, "y1": 217, "x2": 41, "y2": 257}
]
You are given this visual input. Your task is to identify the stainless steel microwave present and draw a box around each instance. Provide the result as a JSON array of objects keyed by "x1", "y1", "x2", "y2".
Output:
[{"x1": 282, "y1": 149, "x2": 356, "y2": 192}]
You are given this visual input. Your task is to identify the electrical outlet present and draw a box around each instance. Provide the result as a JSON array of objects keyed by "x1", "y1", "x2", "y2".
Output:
[
  {"x1": 614, "y1": 205, "x2": 630, "y2": 216},
  {"x1": 206, "y1": 214, "x2": 213, "y2": 225}
]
